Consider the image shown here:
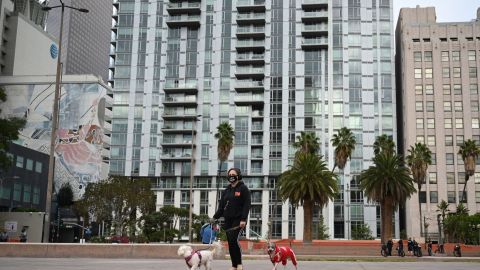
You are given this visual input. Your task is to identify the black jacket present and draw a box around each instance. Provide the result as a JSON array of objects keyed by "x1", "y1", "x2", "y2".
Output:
[{"x1": 213, "y1": 181, "x2": 251, "y2": 221}]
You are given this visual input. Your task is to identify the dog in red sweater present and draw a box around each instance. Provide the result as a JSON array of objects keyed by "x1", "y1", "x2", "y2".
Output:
[{"x1": 267, "y1": 242, "x2": 298, "y2": 270}]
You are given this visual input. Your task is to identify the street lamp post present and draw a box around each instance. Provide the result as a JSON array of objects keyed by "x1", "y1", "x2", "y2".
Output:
[
  {"x1": 188, "y1": 115, "x2": 201, "y2": 243},
  {"x1": 41, "y1": 1, "x2": 88, "y2": 243},
  {"x1": 163, "y1": 222, "x2": 167, "y2": 243}
]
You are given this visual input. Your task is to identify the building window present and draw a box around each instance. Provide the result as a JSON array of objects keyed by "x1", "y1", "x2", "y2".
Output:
[
  {"x1": 415, "y1": 68, "x2": 422, "y2": 79},
  {"x1": 471, "y1": 84, "x2": 478, "y2": 95},
  {"x1": 471, "y1": 101, "x2": 479, "y2": 112},
  {"x1": 444, "y1": 101, "x2": 452, "y2": 112},
  {"x1": 23, "y1": 184, "x2": 31, "y2": 203},
  {"x1": 475, "y1": 173, "x2": 480, "y2": 184},
  {"x1": 453, "y1": 84, "x2": 462, "y2": 95},
  {"x1": 443, "y1": 84, "x2": 451, "y2": 95},
  {"x1": 445, "y1": 135, "x2": 453, "y2": 146},
  {"x1": 16, "y1": 156, "x2": 24, "y2": 168},
  {"x1": 430, "y1": 191, "x2": 438, "y2": 203},
  {"x1": 453, "y1": 67, "x2": 461, "y2": 78},
  {"x1": 416, "y1": 136, "x2": 425, "y2": 144},
  {"x1": 456, "y1": 135, "x2": 464, "y2": 146},
  {"x1": 427, "y1": 118, "x2": 435, "y2": 129},
  {"x1": 442, "y1": 67, "x2": 450, "y2": 78},
  {"x1": 455, "y1": 118, "x2": 463, "y2": 129},
  {"x1": 13, "y1": 183, "x2": 21, "y2": 201},
  {"x1": 468, "y1": 50, "x2": 476, "y2": 61},
  {"x1": 429, "y1": 172, "x2": 437, "y2": 184},
  {"x1": 33, "y1": 187, "x2": 40, "y2": 204},
  {"x1": 419, "y1": 191, "x2": 426, "y2": 203},
  {"x1": 26, "y1": 159, "x2": 33, "y2": 171},
  {"x1": 425, "y1": 85, "x2": 433, "y2": 95},
  {"x1": 447, "y1": 172, "x2": 455, "y2": 184},
  {"x1": 441, "y1": 51, "x2": 449, "y2": 61},
  {"x1": 445, "y1": 118, "x2": 452, "y2": 129},
  {"x1": 415, "y1": 101, "x2": 423, "y2": 112},
  {"x1": 424, "y1": 51, "x2": 432, "y2": 62},
  {"x1": 416, "y1": 118, "x2": 424, "y2": 129},
  {"x1": 454, "y1": 101, "x2": 463, "y2": 112},
  {"x1": 425, "y1": 68, "x2": 433, "y2": 79},
  {"x1": 473, "y1": 118, "x2": 480, "y2": 129},
  {"x1": 431, "y1": 153, "x2": 436, "y2": 165},
  {"x1": 415, "y1": 85, "x2": 423, "y2": 95},
  {"x1": 447, "y1": 191, "x2": 456, "y2": 203},
  {"x1": 446, "y1": 153, "x2": 454, "y2": 165},
  {"x1": 470, "y1": 67, "x2": 477, "y2": 78},
  {"x1": 414, "y1": 51, "x2": 422, "y2": 62},
  {"x1": 452, "y1": 51, "x2": 460, "y2": 61},
  {"x1": 427, "y1": 135, "x2": 436, "y2": 146},
  {"x1": 426, "y1": 101, "x2": 434, "y2": 112}
]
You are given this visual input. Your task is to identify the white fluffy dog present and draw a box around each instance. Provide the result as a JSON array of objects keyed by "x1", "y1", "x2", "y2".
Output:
[{"x1": 177, "y1": 241, "x2": 223, "y2": 270}]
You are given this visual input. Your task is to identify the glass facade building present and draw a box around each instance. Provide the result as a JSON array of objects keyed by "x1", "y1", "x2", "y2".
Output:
[{"x1": 110, "y1": 0, "x2": 397, "y2": 239}]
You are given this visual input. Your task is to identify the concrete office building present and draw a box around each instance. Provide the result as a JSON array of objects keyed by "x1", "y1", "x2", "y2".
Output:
[
  {"x1": 45, "y1": 0, "x2": 112, "y2": 82},
  {"x1": 396, "y1": 6, "x2": 480, "y2": 239},
  {"x1": 110, "y1": 0, "x2": 397, "y2": 240}
]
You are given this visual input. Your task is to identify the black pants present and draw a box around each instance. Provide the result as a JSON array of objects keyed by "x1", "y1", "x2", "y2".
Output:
[{"x1": 224, "y1": 218, "x2": 243, "y2": 268}]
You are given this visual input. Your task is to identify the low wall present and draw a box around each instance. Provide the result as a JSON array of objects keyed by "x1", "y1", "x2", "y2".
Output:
[{"x1": 1, "y1": 240, "x2": 479, "y2": 258}]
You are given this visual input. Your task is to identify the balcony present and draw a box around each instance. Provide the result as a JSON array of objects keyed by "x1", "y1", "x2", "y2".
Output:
[
  {"x1": 162, "y1": 138, "x2": 196, "y2": 147},
  {"x1": 162, "y1": 122, "x2": 197, "y2": 134},
  {"x1": 236, "y1": 0, "x2": 266, "y2": 12},
  {"x1": 301, "y1": 23, "x2": 328, "y2": 37},
  {"x1": 301, "y1": 10, "x2": 328, "y2": 23},
  {"x1": 166, "y1": 2, "x2": 201, "y2": 15},
  {"x1": 160, "y1": 152, "x2": 192, "y2": 161},
  {"x1": 251, "y1": 137, "x2": 263, "y2": 145},
  {"x1": 251, "y1": 110, "x2": 264, "y2": 118},
  {"x1": 251, "y1": 122, "x2": 263, "y2": 132},
  {"x1": 251, "y1": 150, "x2": 263, "y2": 159},
  {"x1": 166, "y1": 15, "x2": 201, "y2": 28},
  {"x1": 301, "y1": 0, "x2": 328, "y2": 10},
  {"x1": 234, "y1": 93, "x2": 264, "y2": 105},
  {"x1": 162, "y1": 110, "x2": 199, "y2": 120},
  {"x1": 236, "y1": 52, "x2": 265, "y2": 65},
  {"x1": 163, "y1": 95, "x2": 197, "y2": 107},
  {"x1": 236, "y1": 26, "x2": 265, "y2": 39},
  {"x1": 301, "y1": 37, "x2": 328, "y2": 50},
  {"x1": 163, "y1": 80, "x2": 198, "y2": 93},
  {"x1": 234, "y1": 79, "x2": 264, "y2": 92},
  {"x1": 236, "y1": 39, "x2": 265, "y2": 52},
  {"x1": 236, "y1": 12, "x2": 266, "y2": 25},
  {"x1": 235, "y1": 66, "x2": 265, "y2": 79}
]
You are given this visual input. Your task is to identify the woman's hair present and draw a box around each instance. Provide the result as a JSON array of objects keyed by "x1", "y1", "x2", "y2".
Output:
[{"x1": 227, "y1": 167, "x2": 242, "y2": 180}]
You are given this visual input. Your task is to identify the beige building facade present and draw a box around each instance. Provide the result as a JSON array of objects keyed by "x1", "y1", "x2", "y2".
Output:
[{"x1": 396, "y1": 6, "x2": 480, "y2": 239}]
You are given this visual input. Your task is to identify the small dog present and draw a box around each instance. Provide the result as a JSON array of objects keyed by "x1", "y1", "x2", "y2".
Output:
[
  {"x1": 267, "y1": 242, "x2": 298, "y2": 270},
  {"x1": 177, "y1": 241, "x2": 222, "y2": 270}
]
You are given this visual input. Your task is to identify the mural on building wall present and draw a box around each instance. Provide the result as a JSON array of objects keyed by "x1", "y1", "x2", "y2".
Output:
[{"x1": 2, "y1": 82, "x2": 109, "y2": 199}]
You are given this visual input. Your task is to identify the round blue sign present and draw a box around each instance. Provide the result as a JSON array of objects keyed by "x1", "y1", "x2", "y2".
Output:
[{"x1": 50, "y1": 44, "x2": 58, "y2": 59}]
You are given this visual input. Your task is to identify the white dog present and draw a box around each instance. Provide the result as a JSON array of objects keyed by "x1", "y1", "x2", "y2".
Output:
[{"x1": 177, "y1": 241, "x2": 223, "y2": 270}]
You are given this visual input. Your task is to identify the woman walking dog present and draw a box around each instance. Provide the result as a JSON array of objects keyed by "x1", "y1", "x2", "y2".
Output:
[{"x1": 212, "y1": 168, "x2": 251, "y2": 270}]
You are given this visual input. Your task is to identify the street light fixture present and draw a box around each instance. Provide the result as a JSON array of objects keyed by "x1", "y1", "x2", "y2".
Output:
[
  {"x1": 41, "y1": 0, "x2": 88, "y2": 243},
  {"x1": 188, "y1": 115, "x2": 201, "y2": 243}
]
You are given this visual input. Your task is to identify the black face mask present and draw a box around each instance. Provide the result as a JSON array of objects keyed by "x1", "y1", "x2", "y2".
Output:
[{"x1": 228, "y1": 175, "x2": 238, "y2": 183}]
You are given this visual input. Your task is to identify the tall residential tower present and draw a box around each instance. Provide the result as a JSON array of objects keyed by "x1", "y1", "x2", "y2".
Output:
[{"x1": 110, "y1": 0, "x2": 397, "y2": 240}]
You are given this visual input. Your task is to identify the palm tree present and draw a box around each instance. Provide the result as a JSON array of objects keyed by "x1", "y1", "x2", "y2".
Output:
[
  {"x1": 214, "y1": 121, "x2": 235, "y2": 209},
  {"x1": 458, "y1": 139, "x2": 480, "y2": 203},
  {"x1": 373, "y1": 134, "x2": 395, "y2": 156},
  {"x1": 331, "y1": 127, "x2": 356, "y2": 172},
  {"x1": 359, "y1": 153, "x2": 416, "y2": 244},
  {"x1": 406, "y1": 142, "x2": 432, "y2": 237},
  {"x1": 277, "y1": 152, "x2": 338, "y2": 242},
  {"x1": 436, "y1": 200, "x2": 449, "y2": 244},
  {"x1": 293, "y1": 131, "x2": 320, "y2": 154}
]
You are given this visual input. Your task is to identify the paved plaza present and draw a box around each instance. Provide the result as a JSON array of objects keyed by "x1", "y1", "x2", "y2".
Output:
[{"x1": 0, "y1": 258, "x2": 478, "y2": 270}]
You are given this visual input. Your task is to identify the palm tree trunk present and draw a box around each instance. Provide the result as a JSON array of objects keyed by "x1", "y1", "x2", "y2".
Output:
[
  {"x1": 380, "y1": 202, "x2": 385, "y2": 244},
  {"x1": 331, "y1": 164, "x2": 337, "y2": 173},
  {"x1": 461, "y1": 174, "x2": 469, "y2": 203},
  {"x1": 303, "y1": 200, "x2": 313, "y2": 243},
  {"x1": 382, "y1": 198, "x2": 394, "y2": 244},
  {"x1": 418, "y1": 183, "x2": 423, "y2": 238}
]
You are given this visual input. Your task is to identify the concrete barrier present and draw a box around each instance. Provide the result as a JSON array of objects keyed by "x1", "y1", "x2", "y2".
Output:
[{"x1": 0, "y1": 241, "x2": 479, "y2": 258}]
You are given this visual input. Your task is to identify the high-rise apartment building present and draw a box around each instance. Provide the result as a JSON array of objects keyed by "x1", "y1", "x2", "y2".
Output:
[
  {"x1": 396, "y1": 6, "x2": 480, "y2": 239},
  {"x1": 110, "y1": 0, "x2": 397, "y2": 240},
  {"x1": 45, "y1": 0, "x2": 111, "y2": 82}
]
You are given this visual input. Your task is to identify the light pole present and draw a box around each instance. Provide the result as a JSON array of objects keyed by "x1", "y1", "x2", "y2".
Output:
[
  {"x1": 188, "y1": 115, "x2": 201, "y2": 243},
  {"x1": 163, "y1": 222, "x2": 167, "y2": 243},
  {"x1": 41, "y1": 1, "x2": 88, "y2": 243}
]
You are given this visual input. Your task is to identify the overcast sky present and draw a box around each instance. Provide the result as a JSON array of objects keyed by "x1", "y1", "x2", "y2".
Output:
[{"x1": 393, "y1": 0, "x2": 480, "y2": 25}]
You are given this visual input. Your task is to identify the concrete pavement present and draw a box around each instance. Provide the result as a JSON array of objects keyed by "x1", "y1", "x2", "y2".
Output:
[{"x1": 0, "y1": 257, "x2": 478, "y2": 270}]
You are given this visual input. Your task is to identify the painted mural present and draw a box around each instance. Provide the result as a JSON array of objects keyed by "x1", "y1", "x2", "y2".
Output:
[{"x1": 2, "y1": 82, "x2": 109, "y2": 199}]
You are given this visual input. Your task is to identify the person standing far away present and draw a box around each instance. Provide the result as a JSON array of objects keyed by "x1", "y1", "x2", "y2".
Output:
[
  {"x1": 19, "y1": 227, "x2": 27, "y2": 243},
  {"x1": 212, "y1": 167, "x2": 251, "y2": 270}
]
